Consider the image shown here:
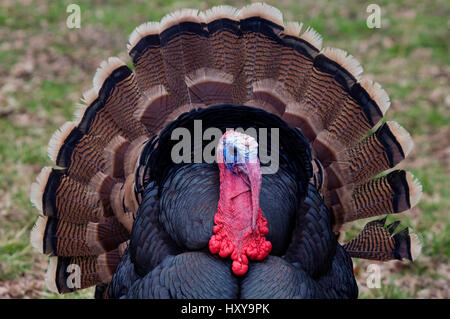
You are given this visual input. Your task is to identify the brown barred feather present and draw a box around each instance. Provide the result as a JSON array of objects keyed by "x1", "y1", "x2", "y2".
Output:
[
  {"x1": 343, "y1": 218, "x2": 413, "y2": 261},
  {"x1": 330, "y1": 170, "x2": 417, "y2": 225},
  {"x1": 89, "y1": 172, "x2": 122, "y2": 216},
  {"x1": 246, "y1": 79, "x2": 291, "y2": 116},
  {"x1": 159, "y1": 33, "x2": 190, "y2": 107},
  {"x1": 50, "y1": 125, "x2": 112, "y2": 184},
  {"x1": 134, "y1": 85, "x2": 178, "y2": 134},
  {"x1": 48, "y1": 64, "x2": 149, "y2": 186},
  {"x1": 110, "y1": 182, "x2": 134, "y2": 232},
  {"x1": 44, "y1": 169, "x2": 108, "y2": 223},
  {"x1": 324, "y1": 121, "x2": 413, "y2": 189},
  {"x1": 206, "y1": 18, "x2": 247, "y2": 104},
  {"x1": 37, "y1": 216, "x2": 128, "y2": 257},
  {"x1": 277, "y1": 43, "x2": 315, "y2": 104},
  {"x1": 104, "y1": 135, "x2": 131, "y2": 178},
  {"x1": 239, "y1": 19, "x2": 283, "y2": 103},
  {"x1": 123, "y1": 135, "x2": 149, "y2": 177},
  {"x1": 96, "y1": 71, "x2": 149, "y2": 141},
  {"x1": 299, "y1": 67, "x2": 348, "y2": 132},
  {"x1": 158, "y1": 10, "x2": 210, "y2": 107},
  {"x1": 46, "y1": 249, "x2": 122, "y2": 293},
  {"x1": 186, "y1": 68, "x2": 234, "y2": 106},
  {"x1": 312, "y1": 88, "x2": 385, "y2": 164},
  {"x1": 282, "y1": 101, "x2": 323, "y2": 141},
  {"x1": 129, "y1": 27, "x2": 168, "y2": 93}
]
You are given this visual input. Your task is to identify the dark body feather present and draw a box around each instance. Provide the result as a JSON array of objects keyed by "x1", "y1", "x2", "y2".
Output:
[{"x1": 107, "y1": 105, "x2": 358, "y2": 298}]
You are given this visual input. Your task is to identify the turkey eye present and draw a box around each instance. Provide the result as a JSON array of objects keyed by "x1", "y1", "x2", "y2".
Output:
[
  {"x1": 228, "y1": 145, "x2": 237, "y2": 153},
  {"x1": 223, "y1": 144, "x2": 238, "y2": 163},
  {"x1": 232, "y1": 146, "x2": 238, "y2": 162}
]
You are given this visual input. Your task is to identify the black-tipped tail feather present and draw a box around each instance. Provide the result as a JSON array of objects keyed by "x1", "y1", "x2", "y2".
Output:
[{"x1": 343, "y1": 217, "x2": 421, "y2": 261}]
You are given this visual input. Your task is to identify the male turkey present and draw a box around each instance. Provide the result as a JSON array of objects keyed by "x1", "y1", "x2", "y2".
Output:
[{"x1": 30, "y1": 3, "x2": 422, "y2": 298}]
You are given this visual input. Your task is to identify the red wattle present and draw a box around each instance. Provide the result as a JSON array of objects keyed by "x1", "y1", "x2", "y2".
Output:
[{"x1": 209, "y1": 207, "x2": 272, "y2": 275}]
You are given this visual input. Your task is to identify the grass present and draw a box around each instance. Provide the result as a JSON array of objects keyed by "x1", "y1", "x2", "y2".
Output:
[{"x1": 0, "y1": 0, "x2": 448, "y2": 299}]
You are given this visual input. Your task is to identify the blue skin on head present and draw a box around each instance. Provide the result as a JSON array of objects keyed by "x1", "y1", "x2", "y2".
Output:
[{"x1": 223, "y1": 140, "x2": 250, "y2": 173}]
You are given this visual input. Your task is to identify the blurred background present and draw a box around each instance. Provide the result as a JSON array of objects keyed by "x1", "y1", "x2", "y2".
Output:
[{"x1": 0, "y1": 0, "x2": 448, "y2": 298}]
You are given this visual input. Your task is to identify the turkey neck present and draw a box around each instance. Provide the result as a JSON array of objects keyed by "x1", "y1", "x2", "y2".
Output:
[{"x1": 217, "y1": 160, "x2": 261, "y2": 235}]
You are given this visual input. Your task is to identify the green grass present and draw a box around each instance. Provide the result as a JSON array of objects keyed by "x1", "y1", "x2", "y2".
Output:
[{"x1": 0, "y1": 0, "x2": 448, "y2": 299}]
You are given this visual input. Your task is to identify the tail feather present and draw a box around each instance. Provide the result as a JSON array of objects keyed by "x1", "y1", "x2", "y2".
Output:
[
  {"x1": 312, "y1": 80, "x2": 389, "y2": 163},
  {"x1": 103, "y1": 135, "x2": 131, "y2": 178},
  {"x1": 135, "y1": 69, "x2": 233, "y2": 134},
  {"x1": 207, "y1": 7, "x2": 246, "y2": 103},
  {"x1": 123, "y1": 135, "x2": 149, "y2": 177},
  {"x1": 321, "y1": 48, "x2": 363, "y2": 81},
  {"x1": 201, "y1": 5, "x2": 239, "y2": 23},
  {"x1": 299, "y1": 26, "x2": 323, "y2": 51},
  {"x1": 359, "y1": 77, "x2": 390, "y2": 115},
  {"x1": 48, "y1": 124, "x2": 109, "y2": 185},
  {"x1": 30, "y1": 167, "x2": 52, "y2": 213},
  {"x1": 89, "y1": 171, "x2": 122, "y2": 216},
  {"x1": 238, "y1": 3, "x2": 285, "y2": 102},
  {"x1": 159, "y1": 9, "x2": 207, "y2": 107},
  {"x1": 246, "y1": 79, "x2": 291, "y2": 116},
  {"x1": 238, "y1": 2, "x2": 283, "y2": 26},
  {"x1": 128, "y1": 22, "x2": 168, "y2": 94},
  {"x1": 31, "y1": 167, "x2": 107, "y2": 223},
  {"x1": 30, "y1": 216, "x2": 128, "y2": 257},
  {"x1": 164, "y1": 10, "x2": 212, "y2": 75},
  {"x1": 92, "y1": 58, "x2": 149, "y2": 140},
  {"x1": 110, "y1": 182, "x2": 135, "y2": 232},
  {"x1": 331, "y1": 170, "x2": 422, "y2": 225},
  {"x1": 307, "y1": 49, "x2": 363, "y2": 137},
  {"x1": 46, "y1": 249, "x2": 123, "y2": 293},
  {"x1": 88, "y1": 170, "x2": 141, "y2": 233},
  {"x1": 278, "y1": 31, "x2": 317, "y2": 106},
  {"x1": 31, "y1": 50, "x2": 156, "y2": 294},
  {"x1": 324, "y1": 121, "x2": 414, "y2": 189},
  {"x1": 134, "y1": 85, "x2": 177, "y2": 134},
  {"x1": 279, "y1": 46, "x2": 364, "y2": 144},
  {"x1": 126, "y1": 3, "x2": 327, "y2": 134},
  {"x1": 283, "y1": 21, "x2": 303, "y2": 38},
  {"x1": 47, "y1": 59, "x2": 150, "y2": 184},
  {"x1": 343, "y1": 218, "x2": 420, "y2": 261},
  {"x1": 186, "y1": 68, "x2": 234, "y2": 106}
]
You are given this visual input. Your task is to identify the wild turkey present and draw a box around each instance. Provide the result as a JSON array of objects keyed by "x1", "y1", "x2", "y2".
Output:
[{"x1": 29, "y1": 3, "x2": 422, "y2": 298}]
